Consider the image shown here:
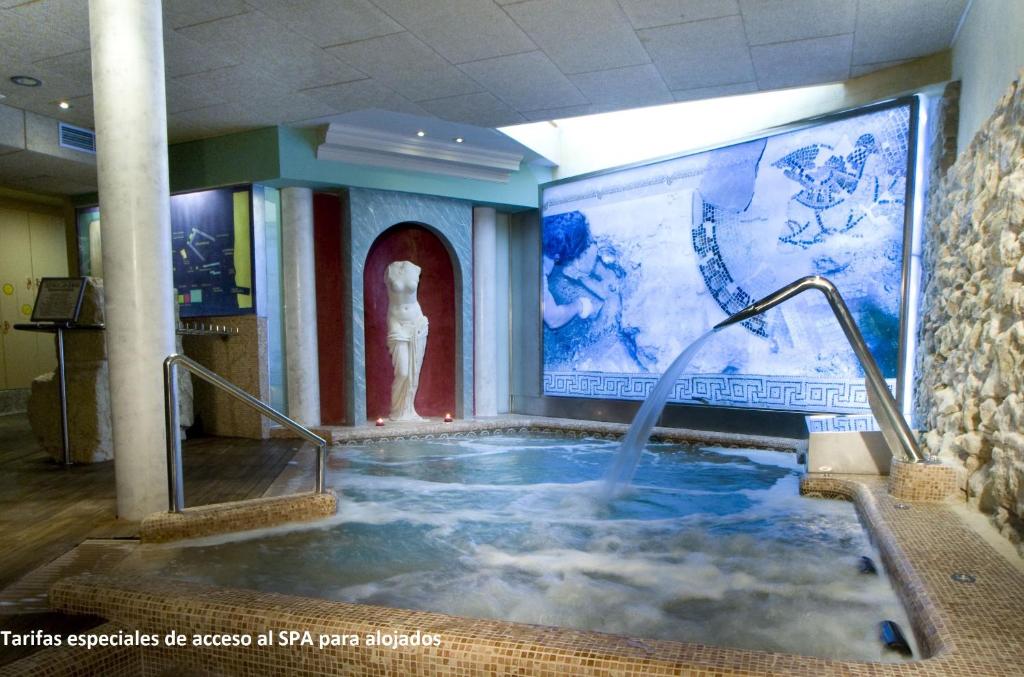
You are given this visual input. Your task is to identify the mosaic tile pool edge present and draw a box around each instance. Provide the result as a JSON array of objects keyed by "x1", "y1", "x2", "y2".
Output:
[
  {"x1": 19, "y1": 474, "x2": 1022, "y2": 676},
  {"x1": 139, "y1": 491, "x2": 338, "y2": 544}
]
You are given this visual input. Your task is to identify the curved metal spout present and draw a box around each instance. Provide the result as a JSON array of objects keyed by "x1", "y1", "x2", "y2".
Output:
[{"x1": 714, "y1": 275, "x2": 922, "y2": 464}]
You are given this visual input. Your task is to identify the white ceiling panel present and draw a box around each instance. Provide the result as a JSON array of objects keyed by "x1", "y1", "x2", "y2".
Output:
[
  {"x1": 162, "y1": 0, "x2": 249, "y2": 30},
  {"x1": 740, "y1": 0, "x2": 856, "y2": 46},
  {"x1": 459, "y1": 51, "x2": 587, "y2": 112},
  {"x1": 640, "y1": 15, "x2": 755, "y2": 90},
  {"x1": 569, "y1": 64, "x2": 672, "y2": 107},
  {"x1": 671, "y1": 80, "x2": 758, "y2": 102},
  {"x1": 0, "y1": 8, "x2": 89, "y2": 62},
  {"x1": 369, "y1": 0, "x2": 537, "y2": 64},
  {"x1": 257, "y1": 48, "x2": 368, "y2": 92},
  {"x1": 171, "y1": 65, "x2": 294, "y2": 106},
  {"x1": 168, "y1": 95, "x2": 340, "y2": 142},
  {"x1": 504, "y1": 0, "x2": 649, "y2": 74},
  {"x1": 327, "y1": 32, "x2": 481, "y2": 102},
  {"x1": 58, "y1": 94, "x2": 93, "y2": 127},
  {"x1": 246, "y1": 0, "x2": 403, "y2": 47},
  {"x1": 617, "y1": 0, "x2": 739, "y2": 30},
  {"x1": 30, "y1": 49, "x2": 92, "y2": 97},
  {"x1": 521, "y1": 103, "x2": 609, "y2": 121},
  {"x1": 174, "y1": 11, "x2": 277, "y2": 65},
  {"x1": 5, "y1": 0, "x2": 90, "y2": 42},
  {"x1": 853, "y1": 0, "x2": 966, "y2": 65},
  {"x1": 162, "y1": 27, "x2": 238, "y2": 79},
  {"x1": 165, "y1": 77, "x2": 222, "y2": 114},
  {"x1": 751, "y1": 33, "x2": 853, "y2": 90},
  {"x1": 0, "y1": 56, "x2": 91, "y2": 117},
  {"x1": 418, "y1": 92, "x2": 527, "y2": 128},
  {"x1": 0, "y1": 0, "x2": 967, "y2": 186},
  {"x1": 850, "y1": 59, "x2": 910, "y2": 79},
  {"x1": 176, "y1": 11, "x2": 367, "y2": 90},
  {"x1": 167, "y1": 106, "x2": 253, "y2": 143},
  {"x1": 301, "y1": 78, "x2": 428, "y2": 117}
]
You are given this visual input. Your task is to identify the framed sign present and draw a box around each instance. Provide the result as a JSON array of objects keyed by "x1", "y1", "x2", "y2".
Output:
[{"x1": 31, "y1": 277, "x2": 87, "y2": 323}]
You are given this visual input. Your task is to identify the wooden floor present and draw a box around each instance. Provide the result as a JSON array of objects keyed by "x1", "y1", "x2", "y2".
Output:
[
  {"x1": 0, "y1": 413, "x2": 304, "y2": 666},
  {"x1": 0, "y1": 413, "x2": 303, "y2": 590}
]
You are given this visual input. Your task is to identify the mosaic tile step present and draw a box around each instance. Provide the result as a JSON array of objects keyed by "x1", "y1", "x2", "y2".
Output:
[{"x1": 139, "y1": 491, "x2": 337, "y2": 544}]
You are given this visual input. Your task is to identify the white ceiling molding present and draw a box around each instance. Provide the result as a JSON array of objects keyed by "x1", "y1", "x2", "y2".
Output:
[{"x1": 316, "y1": 122, "x2": 524, "y2": 183}]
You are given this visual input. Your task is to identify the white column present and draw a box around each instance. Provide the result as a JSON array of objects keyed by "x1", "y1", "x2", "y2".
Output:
[
  {"x1": 473, "y1": 207, "x2": 498, "y2": 417},
  {"x1": 89, "y1": 0, "x2": 175, "y2": 519},
  {"x1": 281, "y1": 187, "x2": 321, "y2": 426}
]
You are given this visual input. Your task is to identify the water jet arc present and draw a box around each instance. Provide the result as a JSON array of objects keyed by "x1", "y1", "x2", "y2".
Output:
[{"x1": 714, "y1": 275, "x2": 922, "y2": 464}]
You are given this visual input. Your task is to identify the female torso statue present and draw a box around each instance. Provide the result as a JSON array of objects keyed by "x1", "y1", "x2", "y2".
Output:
[{"x1": 385, "y1": 261, "x2": 429, "y2": 420}]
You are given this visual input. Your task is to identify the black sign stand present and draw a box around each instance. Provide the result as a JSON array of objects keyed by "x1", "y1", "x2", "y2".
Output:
[{"x1": 14, "y1": 278, "x2": 102, "y2": 466}]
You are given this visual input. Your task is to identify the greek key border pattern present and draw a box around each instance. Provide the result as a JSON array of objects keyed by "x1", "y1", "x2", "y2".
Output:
[
  {"x1": 543, "y1": 371, "x2": 895, "y2": 413},
  {"x1": 805, "y1": 414, "x2": 882, "y2": 433}
]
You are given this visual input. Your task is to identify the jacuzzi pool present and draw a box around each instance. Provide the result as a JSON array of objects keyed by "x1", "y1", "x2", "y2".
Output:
[{"x1": 119, "y1": 432, "x2": 916, "y2": 662}]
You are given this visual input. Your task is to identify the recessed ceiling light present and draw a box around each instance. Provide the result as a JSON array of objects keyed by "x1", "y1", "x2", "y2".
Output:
[
  {"x1": 454, "y1": 137, "x2": 464, "y2": 143},
  {"x1": 58, "y1": 101, "x2": 70, "y2": 109},
  {"x1": 10, "y1": 75, "x2": 42, "y2": 87},
  {"x1": 416, "y1": 130, "x2": 425, "y2": 137}
]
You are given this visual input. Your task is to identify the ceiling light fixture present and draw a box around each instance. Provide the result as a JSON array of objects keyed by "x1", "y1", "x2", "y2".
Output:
[
  {"x1": 454, "y1": 137, "x2": 464, "y2": 143},
  {"x1": 58, "y1": 101, "x2": 70, "y2": 109},
  {"x1": 10, "y1": 75, "x2": 42, "y2": 87},
  {"x1": 416, "y1": 130, "x2": 425, "y2": 137}
]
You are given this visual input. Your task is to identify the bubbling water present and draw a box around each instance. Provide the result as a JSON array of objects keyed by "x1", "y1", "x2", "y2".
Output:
[{"x1": 117, "y1": 434, "x2": 916, "y2": 662}]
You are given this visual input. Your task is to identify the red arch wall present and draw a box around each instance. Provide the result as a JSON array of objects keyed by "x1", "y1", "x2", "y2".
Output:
[
  {"x1": 363, "y1": 223, "x2": 456, "y2": 419},
  {"x1": 314, "y1": 192, "x2": 346, "y2": 424}
]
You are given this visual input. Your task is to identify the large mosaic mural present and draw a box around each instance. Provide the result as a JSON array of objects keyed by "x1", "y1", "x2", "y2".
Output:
[{"x1": 541, "y1": 101, "x2": 915, "y2": 413}]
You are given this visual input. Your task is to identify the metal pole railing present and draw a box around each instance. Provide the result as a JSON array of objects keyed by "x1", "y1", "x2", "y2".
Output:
[
  {"x1": 163, "y1": 353, "x2": 328, "y2": 513},
  {"x1": 714, "y1": 275, "x2": 923, "y2": 464}
]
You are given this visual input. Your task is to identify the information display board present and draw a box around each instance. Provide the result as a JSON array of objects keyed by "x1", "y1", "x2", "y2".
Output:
[
  {"x1": 76, "y1": 186, "x2": 255, "y2": 318},
  {"x1": 30, "y1": 277, "x2": 86, "y2": 323},
  {"x1": 170, "y1": 187, "x2": 253, "y2": 317}
]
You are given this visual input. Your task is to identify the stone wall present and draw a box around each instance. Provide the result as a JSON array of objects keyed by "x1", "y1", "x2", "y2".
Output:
[{"x1": 915, "y1": 71, "x2": 1024, "y2": 554}]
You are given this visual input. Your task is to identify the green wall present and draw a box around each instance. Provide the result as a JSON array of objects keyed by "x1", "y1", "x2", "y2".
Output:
[{"x1": 168, "y1": 127, "x2": 281, "y2": 193}]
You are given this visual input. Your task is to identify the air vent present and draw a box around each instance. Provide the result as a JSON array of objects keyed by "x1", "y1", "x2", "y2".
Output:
[{"x1": 58, "y1": 122, "x2": 96, "y2": 154}]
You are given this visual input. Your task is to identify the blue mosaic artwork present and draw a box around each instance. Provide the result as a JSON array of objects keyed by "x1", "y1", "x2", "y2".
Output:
[{"x1": 541, "y1": 102, "x2": 913, "y2": 413}]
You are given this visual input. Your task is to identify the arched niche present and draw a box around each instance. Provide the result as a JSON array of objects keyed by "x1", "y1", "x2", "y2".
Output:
[
  {"x1": 346, "y1": 187, "x2": 472, "y2": 425},
  {"x1": 363, "y1": 222, "x2": 458, "y2": 419}
]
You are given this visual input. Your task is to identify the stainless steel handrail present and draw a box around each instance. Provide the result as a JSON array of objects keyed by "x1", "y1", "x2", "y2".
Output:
[
  {"x1": 163, "y1": 353, "x2": 328, "y2": 513},
  {"x1": 714, "y1": 275, "x2": 923, "y2": 464}
]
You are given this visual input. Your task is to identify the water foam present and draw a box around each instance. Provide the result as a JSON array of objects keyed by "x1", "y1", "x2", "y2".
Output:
[{"x1": 118, "y1": 433, "x2": 917, "y2": 661}]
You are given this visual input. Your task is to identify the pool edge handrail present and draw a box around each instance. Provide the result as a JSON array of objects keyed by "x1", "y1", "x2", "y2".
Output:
[
  {"x1": 713, "y1": 275, "x2": 923, "y2": 464},
  {"x1": 163, "y1": 353, "x2": 328, "y2": 513}
]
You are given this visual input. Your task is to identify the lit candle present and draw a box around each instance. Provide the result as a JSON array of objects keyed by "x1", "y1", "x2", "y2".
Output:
[
  {"x1": 375, "y1": 417, "x2": 385, "y2": 427},
  {"x1": 443, "y1": 413, "x2": 453, "y2": 423}
]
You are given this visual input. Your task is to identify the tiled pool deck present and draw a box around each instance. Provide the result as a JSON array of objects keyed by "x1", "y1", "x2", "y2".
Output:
[{"x1": 4, "y1": 419, "x2": 1023, "y2": 676}]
